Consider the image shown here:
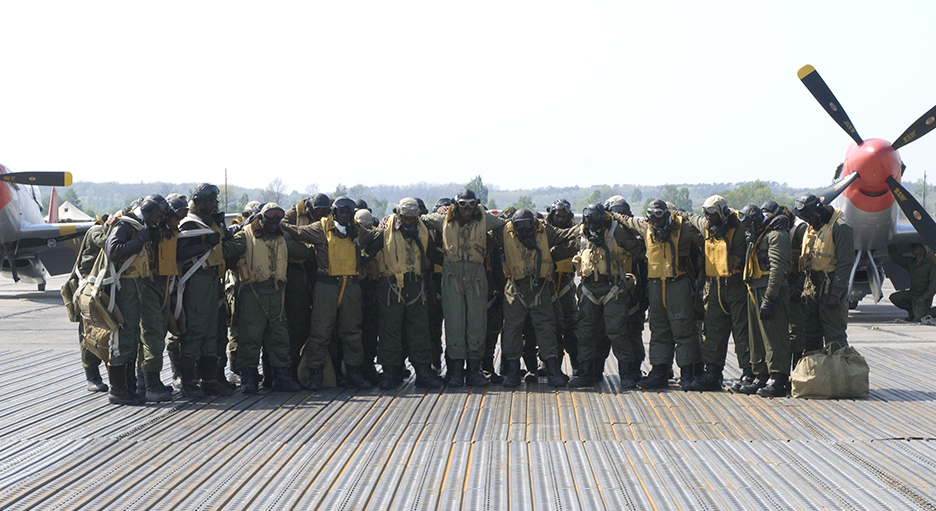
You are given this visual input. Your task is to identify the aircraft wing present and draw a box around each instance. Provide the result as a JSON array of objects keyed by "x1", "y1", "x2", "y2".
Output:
[{"x1": 14, "y1": 221, "x2": 94, "y2": 275}]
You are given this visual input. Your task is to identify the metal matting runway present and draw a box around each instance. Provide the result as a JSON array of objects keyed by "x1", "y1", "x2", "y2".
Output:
[{"x1": 2, "y1": 347, "x2": 936, "y2": 510}]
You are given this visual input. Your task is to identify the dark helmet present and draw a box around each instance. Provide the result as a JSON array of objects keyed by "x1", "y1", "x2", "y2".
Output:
[
  {"x1": 605, "y1": 197, "x2": 632, "y2": 216},
  {"x1": 191, "y1": 183, "x2": 220, "y2": 204},
  {"x1": 737, "y1": 204, "x2": 765, "y2": 231},
  {"x1": 311, "y1": 193, "x2": 332, "y2": 209},
  {"x1": 547, "y1": 198, "x2": 572, "y2": 213},
  {"x1": 434, "y1": 197, "x2": 453, "y2": 210},
  {"x1": 332, "y1": 196, "x2": 356, "y2": 215},
  {"x1": 793, "y1": 194, "x2": 823, "y2": 219},
  {"x1": 354, "y1": 198, "x2": 370, "y2": 212},
  {"x1": 511, "y1": 208, "x2": 537, "y2": 238},
  {"x1": 167, "y1": 196, "x2": 189, "y2": 219},
  {"x1": 761, "y1": 200, "x2": 782, "y2": 218},
  {"x1": 415, "y1": 197, "x2": 429, "y2": 215},
  {"x1": 582, "y1": 203, "x2": 607, "y2": 230},
  {"x1": 139, "y1": 194, "x2": 170, "y2": 225},
  {"x1": 646, "y1": 199, "x2": 670, "y2": 227},
  {"x1": 455, "y1": 188, "x2": 478, "y2": 204}
]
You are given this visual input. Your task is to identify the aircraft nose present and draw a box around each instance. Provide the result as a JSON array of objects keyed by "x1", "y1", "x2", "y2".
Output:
[{"x1": 841, "y1": 138, "x2": 901, "y2": 212}]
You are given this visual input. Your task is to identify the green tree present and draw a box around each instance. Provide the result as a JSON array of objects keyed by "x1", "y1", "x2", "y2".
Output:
[
  {"x1": 333, "y1": 183, "x2": 348, "y2": 197},
  {"x1": 236, "y1": 193, "x2": 250, "y2": 213},
  {"x1": 630, "y1": 187, "x2": 642, "y2": 205},
  {"x1": 659, "y1": 184, "x2": 693, "y2": 211},
  {"x1": 720, "y1": 180, "x2": 792, "y2": 210},
  {"x1": 486, "y1": 198, "x2": 498, "y2": 210},
  {"x1": 466, "y1": 175, "x2": 489, "y2": 205},
  {"x1": 513, "y1": 195, "x2": 535, "y2": 210},
  {"x1": 370, "y1": 197, "x2": 389, "y2": 219},
  {"x1": 62, "y1": 188, "x2": 83, "y2": 209},
  {"x1": 575, "y1": 189, "x2": 603, "y2": 211}
]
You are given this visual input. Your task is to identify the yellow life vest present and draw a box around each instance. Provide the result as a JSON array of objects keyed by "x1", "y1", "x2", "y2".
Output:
[
  {"x1": 503, "y1": 221, "x2": 553, "y2": 281},
  {"x1": 704, "y1": 226, "x2": 737, "y2": 277},
  {"x1": 442, "y1": 206, "x2": 487, "y2": 264},
  {"x1": 555, "y1": 257, "x2": 575, "y2": 274},
  {"x1": 801, "y1": 209, "x2": 845, "y2": 272},
  {"x1": 322, "y1": 215, "x2": 359, "y2": 276},
  {"x1": 153, "y1": 230, "x2": 178, "y2": 277},
  {"x1": 236, "y1": 223, "x2": 288, "y2": 285},
  {"x1": 379, "y1": 214, "x2": 430, "y2": 287},
  {"x1": 645, "y1": 215, "x2": 684, "y2": 279},
  {"x1": 180, "y1": 213, "x2": 226, "y2": 277},
  {"x1": 744, "y1": 230, "x2": 769, "y2": 281},
  {"x1": 573, "y1": 216, "x2": 633, "y2": 280},
  {"x1": 113, "y1": 215, "x2": 152, "y2": 280}
]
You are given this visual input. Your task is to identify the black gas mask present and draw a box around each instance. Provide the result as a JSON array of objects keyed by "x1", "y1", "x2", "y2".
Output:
[
  {"x1": 738, "y1": 204, "x2": 765, "y2": 243},
  {"x1": 582, "y1": 203, "x2": 607, "y2": 244}
]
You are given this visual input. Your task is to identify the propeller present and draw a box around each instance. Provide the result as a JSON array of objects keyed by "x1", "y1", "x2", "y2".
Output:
[
  {"x1": 798, "y1": 65, "x2": 864, "y2": 146},
  {"x1": 885, "y1": 176, "x2": 936, "y2": 251},
  {"x1": 0, "y1": 172, "x2": 73, "y2": 187},
  {"x1": 892, "y1": 105, "x2": 936, "y2": 150},
  {"x1": 816, "y1": 171, "x2": 860, "y2": 205}
]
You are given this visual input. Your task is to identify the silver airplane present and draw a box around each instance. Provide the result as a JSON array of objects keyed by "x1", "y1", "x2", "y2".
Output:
[
  {"x1": 798, "y1": 65, "x2": 936, "y2": 306},
  {"x1": 0, "y1": 164, "x2": 93, "y2": 290}
]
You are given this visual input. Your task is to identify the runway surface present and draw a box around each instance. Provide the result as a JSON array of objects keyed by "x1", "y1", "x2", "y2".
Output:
[{"x1": 2, "y1": 274, "x2": 936, "y2": 510}]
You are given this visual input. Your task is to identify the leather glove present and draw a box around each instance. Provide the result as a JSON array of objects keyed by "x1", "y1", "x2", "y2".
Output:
[
  {"x1": 211, "y1": 211, "x2": 226, "y2": 227},
  {"x1": 759, "y1": 296, "x2": 775, "y2": 321},
  {"x1": 789, "y1": 287, "x2": 802, "y2": 304},
  {"x1": 824, "y1": 294, "x2": 841, "y2": 310},
  {"x1": 206, "y1": 231, "x2": 221, "y2": 247},
  {"x1": 137, "y1": 226, "x2": 151, "y2": 243}
]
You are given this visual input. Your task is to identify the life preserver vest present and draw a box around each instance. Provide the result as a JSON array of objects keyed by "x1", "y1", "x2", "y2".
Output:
[
  {"x1": 442, "y1": 206, "x2": 487, "y2": 264},
  {"x1": 379, "y1": 214, "x2": 430, "y2": 287},
  {"x1": 153, "y1": 230, "x2": 178, "y2": 277},
  {"x1": 573, "y1": 215, "x2": 633, "y2": 279},
  {"x1": 180, "y1": 212, "x2": 225, "y2": 276},
  {"x1": 321, "y1": 214, "x2": 359, "y2": 276},
  {"x1": 801, "y1": 209, "x2": 845, "y2": 273},
  {"x1": 645, "y1": 215, "x2": 684, "y2": 279},
  {"x1": 704, "y1": 225, "x2": 737, "y2": 277},
  {"x1": 112, "y1": 215, "x2": 152, "y2": 279},
  {"x1": 503, "y1": 221, "x2": 552, "y2": 281},
  {"x1": 236, "y1": 223, "x2": 288, "y2": 285},
  {"x1": 744, "y1": 230, "x2": 769, "y2": 281}
]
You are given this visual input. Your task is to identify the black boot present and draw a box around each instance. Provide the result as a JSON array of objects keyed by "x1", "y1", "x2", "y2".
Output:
[
  {"x1": 240, "y1": 368, "x2": 260, "y2": 394},
  {"x1": 179, "y1": 357, "x2": 204, "y2": 399},
  {"x1": 502, "y1": 359, "x2": 523, "y2": 388},
  {"x1": 345, "y1": 365, "x2": 374, "y2": 389},
  {"x1": 592, "y1": 358, "x2": 605, "y2": 382},
  {"x1": 84, "y1": 366, "x2": 108, "y2": 392},
  {"x1": 272, "y1": 367, "x2": 302, "y2": 392},
  {"x1": 143, "y1": 372, "x2": 173, "y2": 402},
  {"x1": 379, "y1": 365, "x2": 401, "y2": 390},
  {"x1": 687, "y1": 364, "x2": 723, "y2": 391},
  {"x1": 730, "y1": 368, "x2": 755, "y2": 392},
  {"x1": 466, "y1": 359, "x2": 490, "y2": 387},
  {"x1": 198, "y1": 357, "x2": 233, "y2": 396},
  {"x1": 637, "y1": 364, "x2": 670, "y2": 389},
  {"x1": 628, "y1": 360, "x2": 644, "y2": 383},
  {"x1": 302, "y1": 367, "x2": 323, "y2": 391},
  {"x1": 107, "y1": 364, "x2": 144, "y2": 405},
  {"x1": 414, "y1": 363, "x2": 443, "y2": 389},
  {"x1": 678, "y1": 363, "x2": 702, "y2": 390},
  {"x1": 446, "y1": 359, "x2": 465, "y2": 387},
  {"x1": 544, "y1": 357, "x2": 568, "y2": 388},
  {"x1": 134, "y1": 365, "x2": 146, "y2": 398},
  {"x1": 569, "y1": 361, "x2": 595, "y2": 388},
  {"x1": 756, "y1": 373, "x2": 790, "y2": 397},
  {"x1": 482, "y1": 356, "x2": 505, "y2": 384},
  {"x1": 617, "y1": 360, "x2": 637, "y2": 389},
  {"x1": 261, "y1": 358, "x2": 274, "y2": 389},
  {"x1": 739, "y1": 373, "x2": 770, "y2": 395},
  {"x1": 361, "y1": 361, "x2": 382, "y2": 386}
]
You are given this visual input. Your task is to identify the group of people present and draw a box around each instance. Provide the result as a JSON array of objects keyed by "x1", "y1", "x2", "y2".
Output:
[{"x1": 71, "y1": 182, "x2": 874, "y2": 405}]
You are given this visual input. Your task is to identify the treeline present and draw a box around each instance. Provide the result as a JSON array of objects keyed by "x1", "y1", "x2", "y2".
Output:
[{"x1": 58, "y1": 176, "x2": 933, "y2": 221}]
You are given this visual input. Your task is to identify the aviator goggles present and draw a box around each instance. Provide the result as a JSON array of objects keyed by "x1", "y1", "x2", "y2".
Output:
[
  {"x1": 646, "y1": 208, "x2": 667, "y2": 219},
  {"x1": 550, "y1": 200, "x2": 571, "y2": 212},
  {"x1": 263, "y1": 209, "x2": 285, "y2": 221},
  {"x1": 457, "y1": 199, "x2": 477, "y2": 208}
]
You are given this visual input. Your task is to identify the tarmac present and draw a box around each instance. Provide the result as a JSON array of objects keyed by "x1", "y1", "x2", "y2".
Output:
[{"x1": 2, "y1": 274, "x2": 936, "y2": 510}]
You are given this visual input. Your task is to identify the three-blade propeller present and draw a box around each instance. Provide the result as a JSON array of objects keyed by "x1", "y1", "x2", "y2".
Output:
[
  {"x1": 799, "y1": 65, "x2": 936, "y2": 250},
  {"x1": 0, "y1": 172, "x2": 73, "y2": 187}
]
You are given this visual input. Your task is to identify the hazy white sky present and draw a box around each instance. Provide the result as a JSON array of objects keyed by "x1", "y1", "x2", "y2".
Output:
[{"x1": 2, "y1": 1, "x2": 935, "y2": 195}]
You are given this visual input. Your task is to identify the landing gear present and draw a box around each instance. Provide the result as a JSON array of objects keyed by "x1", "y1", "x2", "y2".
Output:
[
  {"x1": 38, "y1": 283, "x2": 46, "y2": 291},
  {"x1": 849, "y1": 300, "x2": 858, "y2": 310}
]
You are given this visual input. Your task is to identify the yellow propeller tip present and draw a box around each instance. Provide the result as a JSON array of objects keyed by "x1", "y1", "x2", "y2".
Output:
[
  {"x1": 63, "y1": 172, "x2": 73, "y2": 187},
  {"x1": 797, "y1": 65, "x2": 816, "y2": 80}
]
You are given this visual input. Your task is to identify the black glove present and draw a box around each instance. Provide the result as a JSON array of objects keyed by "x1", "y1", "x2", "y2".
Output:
[
  {"x1": 206, "y1": 231, "x2": 221, "y2": 247},
  {"x1": 211, "y1": 211, "x2": 226, "y2": 227},
  {"x1": 824, "y1": 294, "x2": 841, "y2": 310},
  {"x1": 789, "y1": 287, "x2": 802, "y2": 304},
  {"x1": 137, "y1": 226, "x2": 151, "y2": 244},
  {"x1": 759, "y1": 296, "x2": 775, "y2": 321}
]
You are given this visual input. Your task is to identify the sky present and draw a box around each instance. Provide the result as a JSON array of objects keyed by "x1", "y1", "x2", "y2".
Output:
[{"x1": 2, "y1": 1, "x2": 936, "y2": 195}]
